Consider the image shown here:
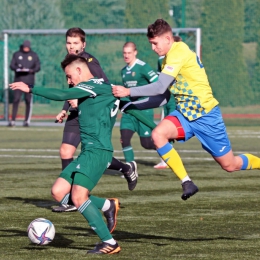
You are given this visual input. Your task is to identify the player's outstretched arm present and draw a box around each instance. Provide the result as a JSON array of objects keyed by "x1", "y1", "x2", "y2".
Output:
[
  {"x1": 9, "y1": 82, "x2": 30, "y2": 93},
  {"x1": 112, "y1": 85, "x2": 130, "y2": 98}
]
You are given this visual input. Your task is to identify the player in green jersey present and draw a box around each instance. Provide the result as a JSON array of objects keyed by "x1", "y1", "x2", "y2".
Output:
[
  {"x1": 10, "y1": 55, "x2": 122, "y2": 254},
  {"x1": 120, "y1": 42, "x2": 158, "y2": 165}
]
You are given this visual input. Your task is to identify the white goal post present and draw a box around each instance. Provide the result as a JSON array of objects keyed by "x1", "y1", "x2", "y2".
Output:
[{"x1": 2, "y1": 28, "x2": 201, "y2": 121}]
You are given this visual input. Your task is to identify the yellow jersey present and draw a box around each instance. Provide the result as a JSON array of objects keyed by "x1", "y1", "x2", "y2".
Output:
[{"x1": 161, "y1": 41, "x2": 218, "y2": 121}]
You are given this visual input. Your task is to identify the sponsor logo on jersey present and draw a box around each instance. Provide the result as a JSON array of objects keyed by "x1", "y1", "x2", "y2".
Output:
[
  {"x1": 90, "y1": 78, "x2": 104, "y2": 84},
  {"x1": 132, "y1": 72, "x2": 135, "y2": 77},
  {"x1": 144, "y1": 131, "x2": 150, "y2": 135},
  {"x1": 77, "y1": 83, "x2": 94, "y2": 89},
  {"x1": 165, "y1": 65, "x2": 174, "y2": 73},
  {"x1": 28, "y1": 56, "x2": 32, "y2": 61},
  {"x1": 88, "y1": 58, "x2": 93, "y2": 62},
  {"x1": 76, "y1": 164, "x2": 80, "y2": 169}
]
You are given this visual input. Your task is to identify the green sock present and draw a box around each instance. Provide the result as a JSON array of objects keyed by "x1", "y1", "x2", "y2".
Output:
[
  {"x1": 78, "y1": 199, "x2": 112, "y2": 241},
  {"x1": 123, "y1": 146, "x2": 134, "y2": 162},
  {"x1": 89, "y1": 195, "x2": 106, "y2": 210}
]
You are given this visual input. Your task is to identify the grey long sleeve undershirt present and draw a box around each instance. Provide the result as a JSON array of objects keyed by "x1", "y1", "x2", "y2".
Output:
[
  {"x1": 130, "y1": 89, "x2": 171, "y2": 110},
  {"x1": 130, "y1": 72, "x2": 175, "y2": 97}
]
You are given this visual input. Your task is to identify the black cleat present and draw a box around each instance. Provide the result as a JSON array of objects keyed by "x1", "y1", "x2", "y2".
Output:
[
  {"x1": 52, "y1": 204, "x2": 77, "y2": 213},
  {"x1": 103, "y1": 198, "x2": 120, "y2": 233},
  {"x1": 181, "y1": 180, "x2": 199, "y2": 200},
  {"x1": 87, "y1": 241, "x2": 121, "y2": 254},
  {"x1": 124, "y1": 161, "x2": 138, "y2": 191}
]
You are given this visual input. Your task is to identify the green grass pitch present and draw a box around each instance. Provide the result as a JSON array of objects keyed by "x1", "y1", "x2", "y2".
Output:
[{"x1": 0, "y1": 125, "x2": 260, "y2": 260}]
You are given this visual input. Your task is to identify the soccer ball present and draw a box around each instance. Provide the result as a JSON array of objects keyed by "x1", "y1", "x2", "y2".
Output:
[{"x1": 27, "y1": 218, "x2": 55, "y2": 245}]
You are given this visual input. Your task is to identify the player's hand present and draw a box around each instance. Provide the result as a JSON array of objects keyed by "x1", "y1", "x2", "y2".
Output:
[
  {"x1": 112, "y1": 85, "x2": 130, "y2": 98},
  {"x1": 9, "y1": 82, "x2": 30, "y2": 93},
  {"x1": 56, "y1": 110, "x2": 67, "y2": 123},
  {"x1": 68, "y1": 99, "x2": 78, "y2": 108}
]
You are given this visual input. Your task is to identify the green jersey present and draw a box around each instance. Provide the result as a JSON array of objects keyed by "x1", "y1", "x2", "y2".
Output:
[
  {"x1": 121, "y1": 58, "x2": 158, "y2": 101},
  {"x1": 32, "y1": 78, "x2": 119, "y2": 152}
]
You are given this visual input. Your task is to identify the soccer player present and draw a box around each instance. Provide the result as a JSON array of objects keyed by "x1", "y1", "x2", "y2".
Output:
[
  {"x1": 10, "y1": 55, "x2": 122, "y2": 254},
  {"x1": 153, "y1": 35, "x2": 181, "y2": 169},
  {"x1": 112, "y1": 18, "x2": 260, "y2": 200},
  {"x1": 53, "y1": 28, "x2": 137, "y2": 213},
  {"x1": 120, "y1": 42, "x2": 158, "y2": 164}
]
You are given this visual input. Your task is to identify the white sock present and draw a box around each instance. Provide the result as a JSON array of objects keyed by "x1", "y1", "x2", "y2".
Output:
[
  {"x1": 101, "y1": 199, "x2": 111, "y2": 212},
  {"x1": 181, "y1": 176, "x2": 191, "y2": 183},
  {"x1": 104, "y1": 238, "x2": 116, "y2": 245}
]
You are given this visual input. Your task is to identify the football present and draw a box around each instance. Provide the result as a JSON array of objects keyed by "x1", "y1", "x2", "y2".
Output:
[{"x1": 27, "y1": 218, "x2": 55, "y2": 245}]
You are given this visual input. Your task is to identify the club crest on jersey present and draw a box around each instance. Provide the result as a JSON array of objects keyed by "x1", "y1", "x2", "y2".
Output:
[
  {"x1": 165, "y1": 65, "x2": 174, "y2": 73},
  {"x1": 132, "y1": 72, "x2": 135, "y2": 77},
  {"x1": 28, "y1": 56, "x2": 33, "y2": 61}
]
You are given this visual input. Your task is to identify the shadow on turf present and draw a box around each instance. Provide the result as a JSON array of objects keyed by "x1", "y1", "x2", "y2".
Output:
[{"x1": 5, "y1": 197, "x2": 59, "y2": 210}]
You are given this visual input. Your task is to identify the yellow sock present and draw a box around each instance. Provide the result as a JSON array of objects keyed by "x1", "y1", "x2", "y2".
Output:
[
  {"x1": 157, "y1": 143, "x2": 188, "y2": 180},
  {"x1": 239, "y1": 154, "x2": 260, "y2": 170}
]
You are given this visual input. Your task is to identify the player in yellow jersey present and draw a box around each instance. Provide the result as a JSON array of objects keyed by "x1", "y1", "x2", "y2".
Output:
[{"x1": 112, "y1": 19, "x2": 260, "y2": 200}]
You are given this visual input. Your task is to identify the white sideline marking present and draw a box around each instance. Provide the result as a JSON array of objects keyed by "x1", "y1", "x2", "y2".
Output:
[
  {"x1": 0, "y1": 149, "x2": 259, "y2": 154},
  {"x1": 0, "y1": 154, "x2": 214, "y2": 160}
]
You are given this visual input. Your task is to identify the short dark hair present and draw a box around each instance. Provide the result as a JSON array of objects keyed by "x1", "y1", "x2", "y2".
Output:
[
  {"x1": 61, "y1": 54, "x2": 88, "y2": 70},
  {"x1": 147, "y1": 19, "x2": 172, "y2": 38},
  {"x1": 123, "y1": 41, "x2": 137, "y2": 51},
  {"x1": 66, "y1": 27, "x2": 86, "y2": 43}
]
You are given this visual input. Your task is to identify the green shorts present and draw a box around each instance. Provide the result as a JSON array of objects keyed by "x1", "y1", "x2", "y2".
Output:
[
  {"x1": 60, "y1": 149, "x2": 113, "y2": 191},
  {"x1": 120, "y1": 109, "x2": 154, "y2": 137}
]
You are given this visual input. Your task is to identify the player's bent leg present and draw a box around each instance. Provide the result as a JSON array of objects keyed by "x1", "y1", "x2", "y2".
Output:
[
  {"x1": 214, "y1": 150, "x2": 260, "y2": 172},
  {"x1": 120, "y1": 129, "x2": 135, "y2": 162},
  {"x1": 152, "y1": 118, "x2": 198, "y2": 200},
  {"x1": 51, "y1": 177, "x2": 72, "y2": 202},
  {"x1": 60, "y1": 143, "x2": 77, "y2": 160},
  {"x1": 72, "y1": 184, "x2": 120, "y2": 254}
]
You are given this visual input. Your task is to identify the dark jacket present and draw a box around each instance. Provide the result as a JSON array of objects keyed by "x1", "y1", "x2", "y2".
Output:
[
  {"x1": 62, "y1": 50, "x2": 109, "y2": 111},
  {"x1": 10, "y1": 46, "x2": 41, "y2": 85}
]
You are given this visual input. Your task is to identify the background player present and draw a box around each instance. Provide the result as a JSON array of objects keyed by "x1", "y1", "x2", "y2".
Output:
[
  {"x1": 10, "y1": 55, "x2": 122, "y2": 254},
  {"x1": 9, "y1": 40, "x2": 41, "y2": 127},
  {"x1": 112, "y1": 18, "x2": 260, "y2": 200},
  {"x1": 53, "y1": 28, "x2": 137, "y2": 212},
  {"x1": 120, "y1": 42, "x2": 158, "y2": 166}
]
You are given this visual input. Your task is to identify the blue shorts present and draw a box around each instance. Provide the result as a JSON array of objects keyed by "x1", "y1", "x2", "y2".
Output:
[{"x1": 169, "y1": 106, "x2": 231, "y2": 157}]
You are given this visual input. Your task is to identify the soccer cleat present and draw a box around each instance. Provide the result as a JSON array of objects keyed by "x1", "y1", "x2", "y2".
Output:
[
  {"x1": 8, "y1": 121, "x2": 15, "y2": 127},
  {"x1": 181, "y1": 180, "x2": 199, "y2": 200},
  {"x1": 87, "y1": 241, "x2": 121, "y2": 254},
  {"x1": 103, "y1": 198, "x2": 120, "y2": 233},
  {"x1": 23, "y1": 121, "x2": 29, "y2": 127},
  {"x1": 52, "y1": 204, "x2": 77, "y2": 213},
  {"x1": 124, "y1": 161, "x2": 138, "y2": 191},
  {"x1": 154, "y1": 161, "x2": 169, "y2": 169}
]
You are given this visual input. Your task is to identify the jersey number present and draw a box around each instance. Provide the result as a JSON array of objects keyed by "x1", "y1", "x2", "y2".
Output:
[{"x1": 111, "y1": 99, "x2": 120, "y2": 117}]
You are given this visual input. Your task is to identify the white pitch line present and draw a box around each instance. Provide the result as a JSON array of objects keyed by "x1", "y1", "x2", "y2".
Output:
[
  {"x1": 0, "y1": 154, "x2": 214, "y2": 160},
  {"x1": 0, "y1": 148, "x2": 259, "y2": 155}
]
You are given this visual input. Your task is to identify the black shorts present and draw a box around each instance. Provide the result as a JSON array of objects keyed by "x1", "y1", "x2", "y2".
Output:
[{"x1": 62, "y1": 111, "x2": 81, "y2": 147}]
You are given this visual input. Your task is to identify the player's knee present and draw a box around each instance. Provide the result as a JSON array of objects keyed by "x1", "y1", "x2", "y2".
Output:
[
  {"x1": 59, "y1": 145, "x2": 74, "y2": 159},
  {"x1": 140, "y1": 137, "x2": 155, "y2": 150},
  {"x1": 71, "y1": 190, "x2": 89, "y2": 208},
  {"x1": 220, "y1": 163, "x2": 236, "y2": 172},
  {"x1": 51, "y1": 185, "x2": 64, "y2": 202},
  {"x1": 152, "y1": 128, "x2": 165, "y2": 146},
  {"x1": 120, "y1": 136, "x2": 131, "y2": 148}
]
